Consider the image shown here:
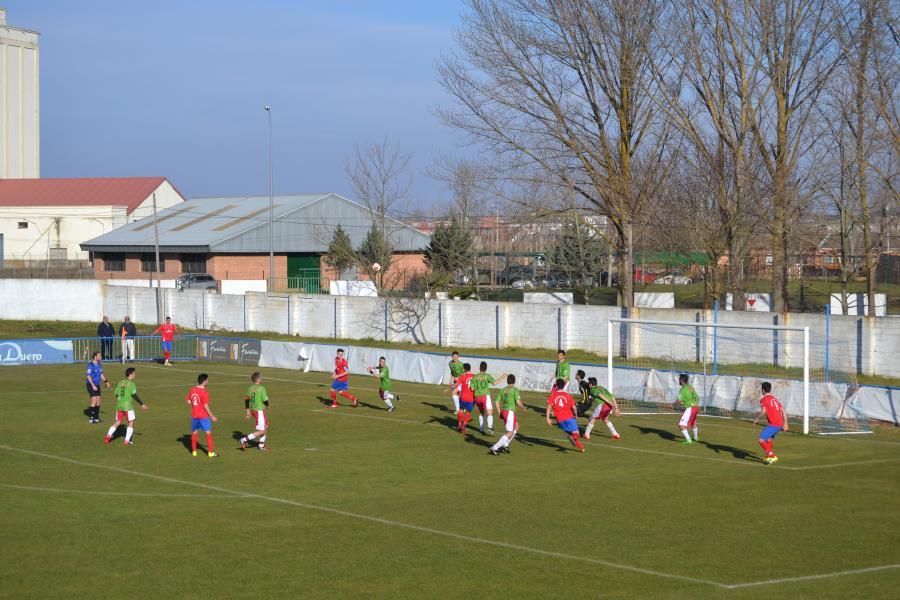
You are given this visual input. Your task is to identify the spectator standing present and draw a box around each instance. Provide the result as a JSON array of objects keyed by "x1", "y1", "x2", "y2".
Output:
[
  {"x1": 120, "y1": 316, "x2": 137, "y2": 363},
  {"x1": 97, "y1": 316, "x2": 115, "y2": 360}
]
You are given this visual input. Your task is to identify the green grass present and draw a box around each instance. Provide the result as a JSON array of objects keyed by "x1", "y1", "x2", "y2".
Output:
[{"x1": 2, "y1": 360, "x2": 899, "y2": 598}]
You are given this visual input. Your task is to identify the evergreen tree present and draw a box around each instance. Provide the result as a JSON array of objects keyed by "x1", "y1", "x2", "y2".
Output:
[
  {"x1": 358, "y1": 224, "x2": 394, "y2": 289},
  {"x1": 424, "y1": 217, "x2": 475, "y2": 286},
  {"x1": 549, "y1": 218, "x2": 607, "y2": 289},
  {"x1": 323, "y1": 226, "x2": 357, "y2": 277}
]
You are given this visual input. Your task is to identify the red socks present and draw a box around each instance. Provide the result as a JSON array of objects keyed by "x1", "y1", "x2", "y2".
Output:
[
  {"x1": 339, "y1": 391, "x2": 356, "y2": 402},
  {"x1": 759, "y1": 440, "x2": 774, "y2": 456},
  {"x1": 330, "y1": 391, "x2": 338, "y2": 405},
  {"x1": 191, "y1": 432, "x2": 198, "y2": 451},
  {"x1": 164, "y1": 351, "x2": 171, "y2": 361},
  {"x1": 206, "y1": 433, "x2": 214, "y2": 452}
]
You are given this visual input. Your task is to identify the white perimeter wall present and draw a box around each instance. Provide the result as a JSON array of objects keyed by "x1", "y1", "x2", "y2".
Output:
[{"x1": 0, "y1": 279, "x2": 898, "y2": 378}]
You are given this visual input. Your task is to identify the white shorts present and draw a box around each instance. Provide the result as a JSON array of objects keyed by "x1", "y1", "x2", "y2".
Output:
[
  {"x1": 679, "y1": 407, "x2": 699, "y2": 428},
  {"x1": 116, "y1": 409, "x2": 136, "y2": 422},
  {"x1": 504, "y1": 410, "x2": 517, "y2": 432},
  {"x1": 253, "y1": 410, "x2": 268, "y2": 431},
  {"x1": 475, "y1": 395, "x2": 492, "y2": 411}
]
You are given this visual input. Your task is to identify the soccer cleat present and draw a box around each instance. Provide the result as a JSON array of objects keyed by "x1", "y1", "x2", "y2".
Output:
[
  {"x1": 388, "y1": 405, "x2": 395, "y2": 412},
  {"x1": 329, "y1": 403, "x2": 339, "y2": 409},
  {"x1": 395, "y1": 395, "x2": 401, "y2": 402},
  {"x1": 612, "y1": 434, "x2": 621, "y2": 440},
  {"x1": 240, "y1": 438, "x2": 247, "y2": 450},
  {"x1": 104, "y1": 436, "x2": 111, "y2": 445},
  {"x1": 583, "y1": 434, "x2": 591, "y2": 440},
  {"x1": 680, "y1": 439, "x2": 693, "y2": 445},
  {"x1": 769, "y1": 455, "x2": 779, "y2": 464},
  {"x1": 258, "y1": 446, "x2": 268, "y2": 452},
  {"x1": 123, "y1": 440, "x2": 134, "y2": 446},
  {"x1": 208, "y1": 451, "x2": 218, "y2": 458},
  {"x1": 488, "y1": 428, "x2": 495, "y2": 435},
  {"x1": 452, "y1": 410, "x2": 459, "y2": 415},
  {"x1": 191, "y1": 450, "x2": 198, "y2": 457},
  {"x1": 352, "y1": 398, "x2": 358, "y2": 407},
  {"x1": 490, "y1": 448, "x2": 499, "y2": 455}
]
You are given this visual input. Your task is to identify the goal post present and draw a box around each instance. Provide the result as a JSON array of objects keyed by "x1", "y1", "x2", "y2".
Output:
[{"x1": 606, "y1": 317, "x2": 867, "y2": 435}]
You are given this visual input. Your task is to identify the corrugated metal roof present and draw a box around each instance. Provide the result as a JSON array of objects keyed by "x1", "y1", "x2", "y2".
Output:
[
  {"x1": 0, "y1": 177, "x2": 170, "y2": 214},
  {"x1": 80, "y1": 193, "x2": 430, "y2": 253}
]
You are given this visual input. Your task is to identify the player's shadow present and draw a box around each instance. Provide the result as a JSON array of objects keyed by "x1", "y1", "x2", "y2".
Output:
[
  {"x1": 698, "y1": 441, "x2": 759, "y2": 462},
  {"x1": 176, "y1": 434, "x2": 200, "y2": 453},
  {"x1": 231, "y1": 430, "x2": 244, "y2": 443},
  {"x1": 515, "y1": 433, "x2": 571, "y2": 452},
  {"x1": 316, "y1": 396, "x2": 333, "y2": 406},
  {"x1": 356, "y1": 401, "x2": 382, "y2": 410},
  {"x1": 463, "y1": 434, "x2": 493, "y2": 448},
  {"x1": 426, "y1": 415, "x2": 460, "y2": 430},
  {"x1": 630, "y1": 425, "x2": 679, "y2": 441},
  {"x1": 423, "y1": 402, "x2": 451, "y2": 413}
]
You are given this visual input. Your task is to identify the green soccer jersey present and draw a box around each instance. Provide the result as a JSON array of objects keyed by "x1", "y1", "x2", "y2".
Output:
[
  {"x1": 471, "y1": 373, "x2": 495, "y2": 398},
  {"x1": 247, "y1": 384, "x2": 268, "y2": 411},
  {"x1": 555, "y1": 361, "x2": 570, "y2": 380},
  {"x1": 497, "y1": 386, "x2": 521, "y2": 413},
  {"x1": 378, "y1": 365, "x2": 391, "y2": 392},
  {"x1": 678, "y1": 384, "x2": 699, "y2": 408},
  {"x1": 114, "y1": 379, "x2": 137, "y2": 412},
  {"x1": 449, "y1": 360, "x2": 464, "y2": 378},
  {"x1": 590, "y1": 385, "x2": 614, "y2": 406}
]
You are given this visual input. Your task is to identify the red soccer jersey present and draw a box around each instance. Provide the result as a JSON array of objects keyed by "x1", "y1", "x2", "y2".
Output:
[
  {"x1": 548, "y1": 390, "x2": 576, "y2": 422},
  {"x1": 187, "y1": 386, "x2": 210, "y2": 418},
  {"x1": 458, "y1": 372, "x2": 475, "y2": 402},
  {"x1": 334, "y1": 356, "x2": 349, "y2": 382},
  {"x1": 156, "y1": 323, "x2": 177, "y2": 341},
  {"x1": 760, "y1": 393, "x2": 785, "y2": 427}
]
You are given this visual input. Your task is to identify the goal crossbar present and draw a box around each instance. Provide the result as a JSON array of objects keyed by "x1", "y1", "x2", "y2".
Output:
[{"x1": 606, "y1": 318, "x2": 812, "y2": 434}]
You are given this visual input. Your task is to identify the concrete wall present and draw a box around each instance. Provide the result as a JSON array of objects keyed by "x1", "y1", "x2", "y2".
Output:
[{"x1": 0, "y1": 279, "x2": 898, "y2": 378}]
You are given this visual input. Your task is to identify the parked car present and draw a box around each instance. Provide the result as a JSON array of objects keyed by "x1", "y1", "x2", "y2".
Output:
[
  {"x1": 176, "y1": 273, "x2": 218, "y2": 291},
  {"x1": 510, "y1": 277, "x2": 535, "y2": 290},
  {"x1": 653, "y1": 272, "x2": 693, "y2": 285},
  {"x1": 633, "y1": 268, "x2": 658, "y2": 284}
]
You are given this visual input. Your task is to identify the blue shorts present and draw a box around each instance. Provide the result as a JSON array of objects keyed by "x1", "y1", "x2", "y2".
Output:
[
  {"x1": 459, "y1": 400, "x2": 475, "y2": 412},
  {"x1": 558, "y1": 418, "x2": 579, "y2": 434},
  {"x1": 760, "y1": 425, "x2": 782, "y2": 440},
  {"x1": 191, "y1": 418, "x2": 212, "y2": 432},
  {"x1": 331, "y1": 379, "x2": 349, "y2": 392},
  {"x1": 161, "y1": 341, "x2": 172, "y2": 352}
]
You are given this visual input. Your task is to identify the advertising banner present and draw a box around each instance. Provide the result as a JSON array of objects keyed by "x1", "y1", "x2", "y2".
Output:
[
  {"x1": 198, "y1": 337, "x2": 261, "y2": 366},
  {"x1": 0, "y1": 339, "x2": 74, "y2": 366}
]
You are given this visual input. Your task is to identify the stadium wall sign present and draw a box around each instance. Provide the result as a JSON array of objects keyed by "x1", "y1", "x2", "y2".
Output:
[{"x1": 0, "y1": 340, "x2": 73, "y2": 366}]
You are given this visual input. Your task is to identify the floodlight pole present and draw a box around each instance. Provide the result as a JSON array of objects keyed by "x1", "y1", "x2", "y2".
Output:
[
  {"x1": 265, "y1": 105, "x2": 274, "y2": 292},
  {"x1": 152, "y1": 191, "x2": 163, "y2": 323}
]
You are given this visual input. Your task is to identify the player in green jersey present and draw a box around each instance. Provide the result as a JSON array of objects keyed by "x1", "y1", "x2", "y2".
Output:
[
  {"x1": 675, "y1": 373, "x2": 700, "y2": 444},
  {"x1": 472, "y1": 361, "x2": 506, "y2": 435},
  {"x1": 583, "y1": 377, "x2": 620, "y2": 440},
  {"x1": 368, "y1": 356, "x2": 400, "y2": 412},
  {"x1": 551, "y1": 350, "x2": 570, "y2": 392},
  {"x1": 240, "y1": 372, "x2": 270, "y2": 451},
  {"x1": 448, "y1": 351, "x2": 464, "y2": 414},
  {"x1": 489, "y1": 375, "x2": 526, "y2": 455},
  {"x1": 104, "y1": 367, "x2": 147, "y2": 446}
]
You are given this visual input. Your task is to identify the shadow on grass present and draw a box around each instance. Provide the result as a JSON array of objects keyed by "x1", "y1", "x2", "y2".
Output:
[
  {"x1": 176, "y1": 434, "x2": 195, "y2": 453},
  {"x1": 698, "y1": 440, "x2": 760, "y2": 462},
  {"x1": 316, "y1": 396, "x2": 334, "y2": 406},
  {"x1": 630, "y1": 425, "x2": 679, "y2": 441},
  {"x1": 463, "y1": 434, "x2": 493, "y2": 448},
  {"x1": 422, "y1": 402, "x2": 452, "y2": 413},
  {"x1": 427, "y1": 414, "x2": 461, "y2": 431},
  {"x1": 515, "y1": 433, "x2": 572, "y2": 452}
]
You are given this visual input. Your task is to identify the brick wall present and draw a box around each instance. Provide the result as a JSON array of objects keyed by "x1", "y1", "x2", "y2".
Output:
[{"x1": 206, "y1": 254, "x2": 287, "y2": 280}]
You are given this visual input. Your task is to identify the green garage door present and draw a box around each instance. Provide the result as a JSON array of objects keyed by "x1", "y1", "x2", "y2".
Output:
[{"x1": 287, "y1": 254, "x2": 321, "y2": 294}]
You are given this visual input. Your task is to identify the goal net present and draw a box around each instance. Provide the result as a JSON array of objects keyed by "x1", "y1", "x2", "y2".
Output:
[{"x1": 606, "y1": 318, "x2": 869, "y2": 435}]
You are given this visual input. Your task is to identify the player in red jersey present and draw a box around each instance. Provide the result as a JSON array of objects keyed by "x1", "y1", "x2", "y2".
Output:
[
  {"x1": 546, "y1": 379, "x2": 585, "y2": 452},
  {"x1": 455, "y1": 363, "x2": 476, "y2": 433},
  {"x1": 152, "y1": 316, "x2": 178, "y2": 366},
  {"x1": 186, "y1": 373, "x2": 218, "y2": 457},
  {"x1": 329, "y1": 348, "x2": 358, "y2": 408},
  {"x1": 752, "y1": 381, "x2": 788, "y2": 464}
]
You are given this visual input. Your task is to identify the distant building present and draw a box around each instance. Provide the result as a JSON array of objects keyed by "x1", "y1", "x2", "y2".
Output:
[
  {"x1": 81, "y1": 193, "x2": 431, "y2": 290},
  {"x1": 0, "y1": 177, "x2": 185, "y2": 262},
  {"x1": 0, "y1": 9, "x2": 40, "y2": 178}
]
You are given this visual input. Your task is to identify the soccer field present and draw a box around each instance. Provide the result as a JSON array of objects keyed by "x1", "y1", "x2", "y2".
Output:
[{"x1": 2, "y1": 361, "x2": 899, "y2": 599}]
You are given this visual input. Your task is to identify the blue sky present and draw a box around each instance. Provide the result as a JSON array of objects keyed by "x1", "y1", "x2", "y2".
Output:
[{"x1": 7, "y1": 1, "x2": 468, "y2": 210}]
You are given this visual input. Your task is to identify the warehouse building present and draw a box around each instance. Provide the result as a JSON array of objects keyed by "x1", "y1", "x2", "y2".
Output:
[{"x1": 80, "y1": 193, "x2": 430, "y2": 291}]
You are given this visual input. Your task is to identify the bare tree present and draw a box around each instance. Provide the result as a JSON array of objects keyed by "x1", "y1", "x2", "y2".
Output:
[
  {"x1": 344, "y1": 138, "x2": 413, "y2": 290},
  {"x1": 438, "y1": 0, "x2": 675, "y2": 307}
]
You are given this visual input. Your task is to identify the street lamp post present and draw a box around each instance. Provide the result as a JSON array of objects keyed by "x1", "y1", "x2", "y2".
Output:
[{"x1": 265, "y1": 105, "x2": 274, "y2": 292}]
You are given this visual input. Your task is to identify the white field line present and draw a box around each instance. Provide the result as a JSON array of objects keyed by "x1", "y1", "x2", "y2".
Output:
[
  {"x1": 310, "y1": 409, "x2": 900, "y2": 472},
  {"x1": 4, "y1": 444, "x2": 896, "y2": 591},
  {"x1": 721, "y1": 564, "x2": 900, "y2": 589},
  {"x1": 0, "y1": 483, "x2": 247, "y2": 498},
  {"x1": 0, "y1": 444, "x2": 723, "y2": 589}
]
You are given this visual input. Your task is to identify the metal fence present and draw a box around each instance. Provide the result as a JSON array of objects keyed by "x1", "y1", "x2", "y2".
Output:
[{"x1": 68, "y1": 335, "x2": 261, "y2": 366}]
